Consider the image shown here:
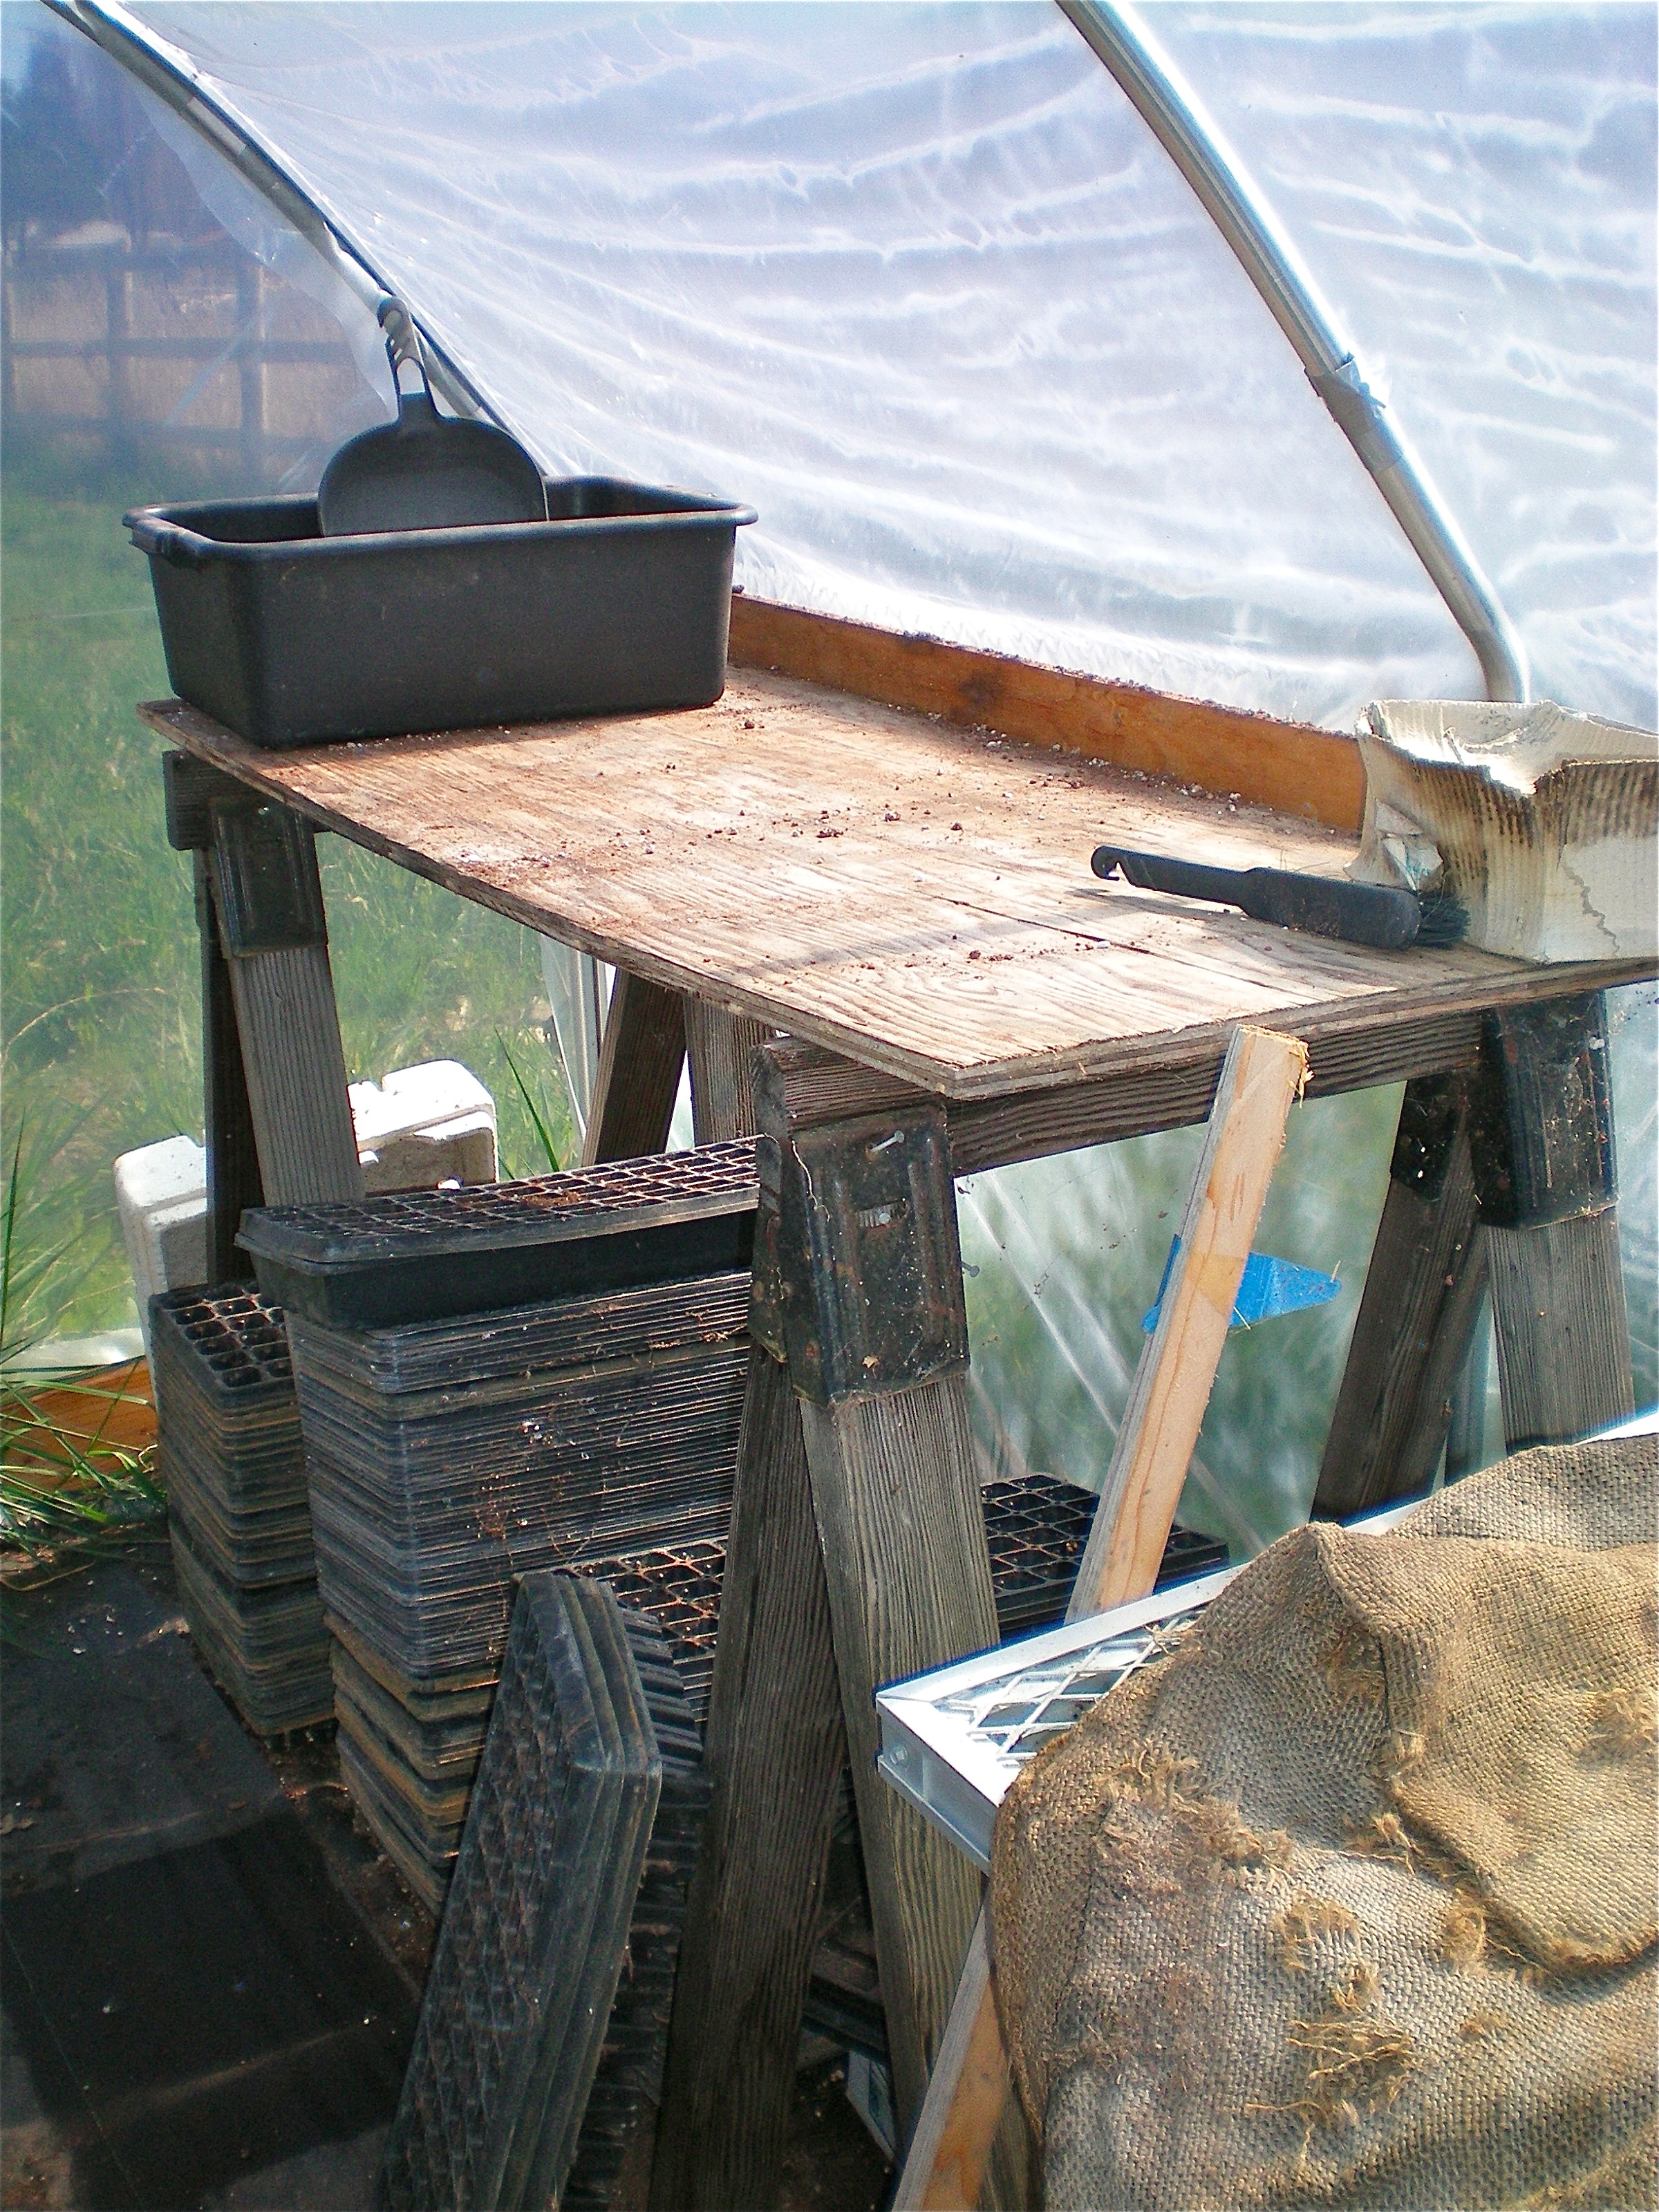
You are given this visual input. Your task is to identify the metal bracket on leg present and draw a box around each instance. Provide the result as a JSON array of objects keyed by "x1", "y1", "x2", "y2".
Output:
[{"x1": 751, "y1": 1090, "x2": 967, "y2": 1404}]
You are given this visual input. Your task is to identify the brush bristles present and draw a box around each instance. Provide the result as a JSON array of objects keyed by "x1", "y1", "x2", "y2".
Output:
[{"x1": 1414, "y1": 888, "x2": 1469, "y2": 948}]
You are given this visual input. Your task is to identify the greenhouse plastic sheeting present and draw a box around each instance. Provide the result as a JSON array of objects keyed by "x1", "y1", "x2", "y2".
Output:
[{"x1": 120, "y1": 1, "x2": 1656, "y2": 729}]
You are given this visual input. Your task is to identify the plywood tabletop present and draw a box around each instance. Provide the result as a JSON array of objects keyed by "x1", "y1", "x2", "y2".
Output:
[{"x1": 142, "y1": 672, "x2": 1649, "y2": 1102}]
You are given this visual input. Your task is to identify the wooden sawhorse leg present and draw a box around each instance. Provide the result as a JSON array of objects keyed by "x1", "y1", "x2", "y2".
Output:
[
  {"x1": 581, "y1": 970, "x2": 687, "y2": 1165},
  {"x1": 654, "y1": 1046, "x2": 1004, "y2": 2205},
  {"x1": 585, "y1": 988, "x2": 767, "y2": 1163},
  {"x1": 1312, "y1": 1070, "x2": 1487, "y2": 1517},
  {"x1": 650, "y1": 1347, "x2": 845, "y2": 2211},
  {"x1": 685, "y1": 1004, "x2": 770, "y2": 1147},
  {"x1": 1468, "y1": 991, "x2": 1633, "y2": 1447},
  {"x1": 761, "y1": 1063, "x2": 997, "y2": 2142},
  {"x1": 165, "y1": 753, "x2": 362, "y2": 1246}
]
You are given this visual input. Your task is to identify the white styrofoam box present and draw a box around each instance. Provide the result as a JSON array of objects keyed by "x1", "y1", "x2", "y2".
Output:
[
  {"x1": 115, "y1": 1061, "x2": 499, "y2": 1353},
  {"x1": 115, "y1": 1134, "x2": 212, "y2": 1358},
  {"x1": 348, "y1": 1060, "x2": 498, "y2": 1192}
]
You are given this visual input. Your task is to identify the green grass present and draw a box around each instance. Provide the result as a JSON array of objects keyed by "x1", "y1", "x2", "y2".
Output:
[{"x1": 1, "y1": 458, "x2": 575, "y2": 1344}]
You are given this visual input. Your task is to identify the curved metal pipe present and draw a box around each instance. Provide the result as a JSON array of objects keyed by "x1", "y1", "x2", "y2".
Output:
[
  {"x1": 41, "y1": 0, "x2": 507, "y2": 434},
  {"x1": 1058, "y1": 0, "x2": 1529, "y2": 704}
]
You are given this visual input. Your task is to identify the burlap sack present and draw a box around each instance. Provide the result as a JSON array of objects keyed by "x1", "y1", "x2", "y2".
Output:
[{"x1": 991, "y1": 1436, "x2": 1658, "y2": 2211}]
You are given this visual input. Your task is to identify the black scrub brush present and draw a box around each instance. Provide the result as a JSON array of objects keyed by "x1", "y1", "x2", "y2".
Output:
[{"x1": 1089, "y1": 845, "x2": 1468, "y2": 950}]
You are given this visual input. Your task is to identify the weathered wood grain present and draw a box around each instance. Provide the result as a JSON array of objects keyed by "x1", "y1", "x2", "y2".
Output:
[
  {"x1": 1466, "y1": 993, "x2": 1635, "y2": 1452},
  {"x1": 650, "y1": 1348, "x2": 845, "y2": 2212},
  {"x1": 892, "y1": 1915, "x2": 1005, "y2": 2212},
  {"x1": 728, "y1": 596, "x2": 1366, "y2": 832},
  {"x1": 1313, "y1": 1078, "x2": 1488, "y2": 1518},
  {"x1": 1488, "y1": 1211, "x2": 1634, "y2": 1450},
  {"x1": 800, "y1": 1372, "x2": 999, "y2": 2140},
  {"x1": 196, "y1": 852, "x2": 262, "y2": 1278},
  {"x1": 685, "y1": 1002, "x2": 769, "y2": 1145},
  {"x1": 581, "y1": 968, "x2": 686, "y2": 1165},
  {"x1": 224, "y1": 944, "x2": 363, "y2": 1208},
  {"x1": 756, "y1": 1013, "x2": 1488, "y2": 1183},
  {"x1": 140, "y1": 687, "x2": 1649, "y2": 1106}
]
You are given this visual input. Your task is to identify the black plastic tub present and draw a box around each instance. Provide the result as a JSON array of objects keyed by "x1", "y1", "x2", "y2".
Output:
[{"x1": 124, "y1": 477, "x2": 756, "y2": 749}]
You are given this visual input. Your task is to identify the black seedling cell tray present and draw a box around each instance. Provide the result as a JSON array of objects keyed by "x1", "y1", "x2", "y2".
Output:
[
  {"x1": 283, "y1": 1269, "x2": 752, "y2": 1398},
  {"x1": 151, "y1": 1282, "x2": 332, "y2": 1732},
  {"x1": 241, "y1": 1143, "x2": 758, "y2": 1329},
  {"x1": 171, "y1": 1520, "x2": 332, "y2": 1736},
  {"x1": 126, "y1": 478, "x2": 755, "y2": 750},
  {"x1": 327, "y1": 1613, "x2": 498, "y2": 1716},
  {"x1": 337, "y1": 1730, "x2": 458, "y2": 1915},
  {"x1": 330, "y1": 1642, "x2": 492, "y2": 1782},
  {"x1": 377, "y1": 1574, "x2": 677, "y2": 2212},
  {"x1": 982, "y1": 1472, "x2": 1228, "y2": 1634},
  {"x1": 284, "y1": 1262, "x2": 747, "y2": 1685},
  {"x1": 328, "y1": 1539, "x2": 727, "y2": 1910},
  {"x1": 563, "y1": 1606, "x2": 708, "y2": 2212},
  {"x1": 328, "y1": 1483, "x2": 1224, "y2": 1911},
  {"x1": 244, "y1": 1147, "x2": 756, "y2": 1327},
  {"x1": 151, "y1": 1284, "x2": 295, "y2": 1391},
  {"x1": 580, "y1": 1542, "x2": 726, "y2": 1724}
]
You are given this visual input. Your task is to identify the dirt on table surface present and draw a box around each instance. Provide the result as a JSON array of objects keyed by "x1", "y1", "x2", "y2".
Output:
[{"x1": 0, "y1": 1530, "x2": 892, "y2": 2212}]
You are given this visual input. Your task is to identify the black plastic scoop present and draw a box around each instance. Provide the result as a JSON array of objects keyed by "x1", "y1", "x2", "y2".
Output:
[{"x1": 318, "y1": 297, "x2": 547, "y2": 536}]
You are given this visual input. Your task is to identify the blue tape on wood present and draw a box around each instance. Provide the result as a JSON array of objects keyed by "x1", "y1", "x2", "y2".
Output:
[{"x1": 1141, "y1": 1239, "x2": 1340, "y2": 1334}]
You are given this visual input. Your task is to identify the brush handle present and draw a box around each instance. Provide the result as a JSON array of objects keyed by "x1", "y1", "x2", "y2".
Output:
[{"x1": 1091, "y1": 845, "x2": 1423, "y2": 950}]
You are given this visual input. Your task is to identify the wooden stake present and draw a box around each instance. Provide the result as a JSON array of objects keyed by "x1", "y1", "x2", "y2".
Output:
[{"x1": 894, "y1": 1024, "x2": 1308, "y2": 2210}]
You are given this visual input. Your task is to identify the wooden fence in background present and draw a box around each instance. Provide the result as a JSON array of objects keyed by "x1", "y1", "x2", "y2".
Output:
[{"x1": 2, "y1": 236, "x2": 367, "y2": 478}]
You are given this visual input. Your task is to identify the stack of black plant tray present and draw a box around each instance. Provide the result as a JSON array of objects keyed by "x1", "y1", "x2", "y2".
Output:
[
  {"x1": 238, "y1": 1143, "x2": 1228, "y2": 1908},
  {"x1": 238, "y1": 1145, "x2": 759, "y2": 1904},
  {"x1": 326, "y1": 1539, "x2": 727, "y2": 1913},
  {"x1": 326, "y1": 1475, "x2": 1218, "y2": 1913},
  {"x1": 149, "y1": 1284, "x2": 333, "y2": 1735}
]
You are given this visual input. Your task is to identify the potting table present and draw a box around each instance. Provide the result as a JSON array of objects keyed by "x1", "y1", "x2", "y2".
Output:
[{"x1": 142, "y1": 607, "x2": 1651, "y2": 2208}]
